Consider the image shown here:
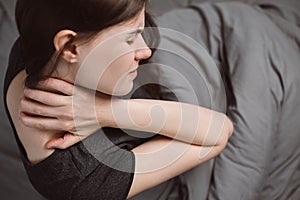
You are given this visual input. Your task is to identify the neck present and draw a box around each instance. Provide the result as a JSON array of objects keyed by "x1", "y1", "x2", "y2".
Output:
[{"x1": 46, "y1": 58, "x2": 77, "y2": 85}]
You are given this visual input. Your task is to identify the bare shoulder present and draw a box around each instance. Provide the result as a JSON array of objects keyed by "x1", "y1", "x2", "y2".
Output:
[
  {"x1": 6, "y1": 70, "x2": 55, "y2": 163},
  {"x1": 6, "y1": 70, "x2": 26, "y2": 118}
]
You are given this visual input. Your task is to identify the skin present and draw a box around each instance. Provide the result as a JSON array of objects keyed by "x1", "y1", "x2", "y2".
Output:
[
  {"x1": 50, "y1": 11, "x2": 150, "y2": 96},
  {"x1": 6, "y1": 9, "x2": 233, "y2": 198}
]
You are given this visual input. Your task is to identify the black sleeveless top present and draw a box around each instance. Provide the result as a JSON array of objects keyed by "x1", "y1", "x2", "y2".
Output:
[{"x1": 3, "y1": 38, "x2": 151, "y2": 200}]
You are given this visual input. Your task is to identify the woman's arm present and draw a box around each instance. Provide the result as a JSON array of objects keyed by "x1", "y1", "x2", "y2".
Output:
[
  {"x1": 107, "y1": 98, "x2": 232, "y2": 147},
  {"x1": 20, "y1": 78, "x2": 233, "y2": 149},
  {"x1": 128, "y1": 126, "x2": 230, "y2": 198},
  {"x1": 11, "y1": 76, "x2": 232, "y2": 198},
  {"x1": 7, "y1": 73, "x2": 100, "y2": 163}
]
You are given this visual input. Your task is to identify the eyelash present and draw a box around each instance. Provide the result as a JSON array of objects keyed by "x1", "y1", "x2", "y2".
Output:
[
  {"x1": 126, "y1": 38, "x2": 135, "y2": 45},
  {"x1": 126, "y1": 31, "x2": 143, "y2": 45}
]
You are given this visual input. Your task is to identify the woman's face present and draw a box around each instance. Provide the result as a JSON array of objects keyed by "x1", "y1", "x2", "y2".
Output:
[{"x1": 72, "y1": 10, "x2": 152, "y2": 96}]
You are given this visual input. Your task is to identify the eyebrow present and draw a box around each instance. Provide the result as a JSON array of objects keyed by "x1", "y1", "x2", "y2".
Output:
[{"x1": 128, "y1": 27, "x2": 144, "y2": 35}]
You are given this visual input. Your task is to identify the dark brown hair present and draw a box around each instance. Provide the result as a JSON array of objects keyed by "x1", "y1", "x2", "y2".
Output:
[{"x1": 15, "y1": 0, "x2": 158, "y2": 88}]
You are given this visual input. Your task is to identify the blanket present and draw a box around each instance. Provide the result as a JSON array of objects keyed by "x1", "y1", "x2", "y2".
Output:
[{"x1": 145, "y1": 0, "x2": 300, "y2": 199}]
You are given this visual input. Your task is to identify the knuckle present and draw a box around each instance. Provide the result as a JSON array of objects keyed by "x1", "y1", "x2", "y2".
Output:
[
  {"x1": 26, "y1": 89, "x2": 33, "y2": 97},
  {"x1": 36, "y1": 122, "x2": 45, "y2": 129},
  {"x1": 19, "y1": 116, "x2": 28, "y2": 125},
  {"x1": 61, "y1": 97, "x2": 70, "y2": 106},
  {"x1": 63, "y1": 121, "x2": 75, "y2": 131},
  {"x1": 19, "y1": 98, "x2": 27, "y2": 110},
  {"x1": 65, "y1": 110, "x2": 74, "y2": 120},
  {"x1": 69, "y1": 85, "x2": 74, "y2": 93},
  {"x1": 24, "y1": 89, "x2": 36, "y2": 99},
  {"x1": 22, "y1": 120, "x2": 30, "y2": 127},
  {"x1": 47, "y1": 78, "x2": 54, "y2": 85},
  {"x1": 33, "y1": 106, "x2": 43, "y2": 115},
  {"x1": 23, "y1": 88, "x2": 30, "y2": 96},
  {"x1": 58, "y1": 109, "x2": 73, "y2": 120},
  {"x1": 42, "y1": 78, "x2": 54, "y2": 89}
]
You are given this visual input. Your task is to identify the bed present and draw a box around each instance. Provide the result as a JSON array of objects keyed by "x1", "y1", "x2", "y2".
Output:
[
  {"x1": 143, "y1": 0, "x2": 300, "y2": 199},
  {"x1": 1, "y1": 0, "x2": 299, "y2": 199}
]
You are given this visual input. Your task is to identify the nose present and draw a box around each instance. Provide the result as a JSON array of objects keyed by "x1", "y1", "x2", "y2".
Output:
[{"x1": 135, "y1": 35, "x2": 152, "y2": 61}]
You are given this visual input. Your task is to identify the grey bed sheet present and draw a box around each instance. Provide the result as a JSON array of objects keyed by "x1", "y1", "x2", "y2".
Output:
[
  {"x1": 1, "y1": 0, "x2": 300, "y2": 199},
  {"x1": 145, "y1": 0, "x2": 300, "y2": 199},
  {"x1": 0, "y1": 0, "x2": 206, "y2": 199}
]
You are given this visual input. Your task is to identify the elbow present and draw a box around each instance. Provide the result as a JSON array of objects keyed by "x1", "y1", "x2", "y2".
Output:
[
  {"x1": 200, "y1": 113, "x2": 233, "y2": 147},
  {"x1": 226, "y1": 116, "x2": 234, "y2": 137},
  {"x1": 192, "y1": 113, "x2": 234, "y2": 147},
  {"x1": 217, "y1": 115, "x2": 234, "y2": 147}
]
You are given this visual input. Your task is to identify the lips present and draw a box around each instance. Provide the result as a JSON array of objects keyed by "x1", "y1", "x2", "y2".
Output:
[
  {"x1": 128, "y1": 67, "x2": 138, "y2": 79},
  {"x1": 129, "y1": 67, "x2": 138, "y2": 74},
  {"x1": 129, "y1": 69, "x2": 137, "y2": 75}
]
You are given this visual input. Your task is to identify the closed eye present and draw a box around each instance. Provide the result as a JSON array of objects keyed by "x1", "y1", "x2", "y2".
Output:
[
  {"x1": 126, "y1": 28, "x2": 144, "y2": 45},
  {"x1": 126, "y1": 37, "x2": 135, "y2": 45}
]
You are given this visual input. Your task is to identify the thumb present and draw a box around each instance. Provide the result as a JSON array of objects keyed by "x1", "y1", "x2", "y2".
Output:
[{"x1": 46, "y1": 133, "x2": 82, "y2": 149}]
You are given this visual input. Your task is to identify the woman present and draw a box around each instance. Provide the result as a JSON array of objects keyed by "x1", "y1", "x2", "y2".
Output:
[{"x1": 4, "y1": 0, "x2": 233, "y2": 199}]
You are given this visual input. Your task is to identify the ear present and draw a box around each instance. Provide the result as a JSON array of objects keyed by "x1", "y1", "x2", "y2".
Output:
[{"x1": 53, "y1": 30, "x2": 78, "y2": 63}]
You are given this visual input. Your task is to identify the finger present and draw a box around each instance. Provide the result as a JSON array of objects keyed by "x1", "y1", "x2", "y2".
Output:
[
  {"x1": 19, "y1": 112, "x2": 75, "y2": 131},
  {"x1": 46, "y1": 133, "x2": 83, "y2": 149},
  {"x1": 20, "y1": 97, "x2": 73, "y2": 119},
  {"x1": 24, "y1": 88, "x2": 70, "y2": 107},
  {"x1": 38, "y1": 77, "x2": 74, "y2": 96}
]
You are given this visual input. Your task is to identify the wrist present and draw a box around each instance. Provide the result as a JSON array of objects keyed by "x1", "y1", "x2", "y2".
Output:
[{"x1": 95, "y1": 98, "x2": 127, "y2": 128}]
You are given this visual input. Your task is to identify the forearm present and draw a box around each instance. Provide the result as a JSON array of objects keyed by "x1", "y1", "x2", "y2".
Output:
[
  {"x1": 100, "y1": 99, "x2": 233, "y2": 146},
  {"x1": 128, "y1": 135, "x2": 227, "y2": 198}
]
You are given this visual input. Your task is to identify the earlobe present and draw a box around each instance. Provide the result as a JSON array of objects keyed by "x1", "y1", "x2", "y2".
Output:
[
  {"x1": 53, "y1": 30, "x2": 78, "y2": 63},
  {"x1": 64, "y1": 50, "x2": 78, "y2": 63}
]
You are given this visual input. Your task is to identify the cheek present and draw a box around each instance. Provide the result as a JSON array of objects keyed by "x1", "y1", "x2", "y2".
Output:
[
  {"x1": 97, "y1": 52, "x2": 136, "y2": 95},
  {"x1": 74, "y1": 40, "x2": 135, "y2": 94}
]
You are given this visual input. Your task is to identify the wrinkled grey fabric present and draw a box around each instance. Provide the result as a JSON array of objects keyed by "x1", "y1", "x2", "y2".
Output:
[
  {"x1": 149, "y1": 0, "x2": 209, "y2": 16},
  {"x1": 2, "y1": 0, "x2": 300, "y2": 199},
  {"x1": 145, "y1": 0, "x2": 300, "y2": 199},
  {"x1": 0, "y1": 1, "x2": 202, "y2": 199}
]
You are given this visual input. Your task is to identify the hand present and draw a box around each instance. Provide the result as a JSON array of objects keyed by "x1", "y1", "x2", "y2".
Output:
[{"x1": 19, "y1": 77, "x2": 112, "y2": 149}]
